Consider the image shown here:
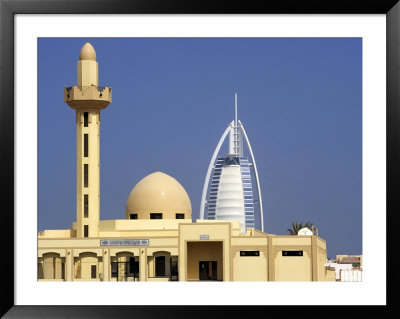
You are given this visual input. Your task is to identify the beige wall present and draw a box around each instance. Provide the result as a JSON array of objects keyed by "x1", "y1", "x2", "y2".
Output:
[
  {"x1": 75, "y1": 252, "x2": 100, "y2": 280},
  {"x1": 77, "y1": 60, "x2": 98, "y2": 87},
  {"x1": 179, "y1": 222, "x2": 231, "y2": 281},
  {"x1": 232, "y1": 250, "x2": 267, "y2": 281},
  {"x1": 325, "y1": 268, "x2": 336, "y2": 281},
  {"x1": 38, "y1": 220, "x2": 330, "y2": 282},
  {"x1": 274, "y1": 250, "x2": 312, "y2": 281},
  {"x1": 186, "y1": 241, "x2": 223, "y2": 281},
  {"x1": 317, "y1": 246, "x2": 327, "y2": 281}
]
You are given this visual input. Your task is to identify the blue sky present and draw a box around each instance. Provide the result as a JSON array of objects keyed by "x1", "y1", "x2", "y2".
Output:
[{"x1": 38, "y1": 37, "x2": 362, "y2": 259}]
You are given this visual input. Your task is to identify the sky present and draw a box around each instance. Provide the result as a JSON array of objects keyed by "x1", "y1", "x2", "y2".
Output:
[{"x1": 38, "y1": 37, "x2": 362, "y2": 259}]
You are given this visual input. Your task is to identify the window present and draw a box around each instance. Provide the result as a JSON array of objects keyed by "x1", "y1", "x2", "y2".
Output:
[
  {"x1": 150, "y1": 213, "x2": 162, "y2": 219},
  {"x1": 240, "y1": 251, "x2": 260, "y2": 257},
  {"x1": 91, "y1": 265, "x2": 96, "y2": 279},
  {"x1": 170, "y1": 259, "x2": 178, "y2": 281},
  {"x1": 84, "y1": 134, "x2": 88, "y2": 157},
  {"x1": 61, "y1": 262, "x2": 65, "y2": 279},
  {"x1": 84, "y1": 112, "x2": 88, "y2": 127},
  {"x1": 84, "y1": 225, "x2": 89, "y2": 237},
  {"x1": 224, "y1": 156, "x2": 240, "y2": 165},
  {"x1": 282, "y1": 250, "x2": 303, "y2": 256},
  {"x1": 176, "y1": 213, "x2": 184, "y2": 219},
  {"x1": 111, "y1": 262, "x2": 118, "y2": 278},
  {"x1": 84, "y1": 194, "x2": 89, "y2": 218},
  {"x1": 130, "y1": 213, "x2": 138, "y2": 220},
  {"x1": 129, "y1": 257, "x2": 139, "y2": 277},
  {"x1": 155, "y1": 256, "x2": 165, "y2": 277},
  {"x1": 84, "y1": 164, "x2": 88, "y2": 187}
]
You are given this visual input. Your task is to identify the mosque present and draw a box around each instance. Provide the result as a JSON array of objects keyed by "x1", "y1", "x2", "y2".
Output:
[{"x1": 37, "y1": 42, "x2": 332, "y2": 282}]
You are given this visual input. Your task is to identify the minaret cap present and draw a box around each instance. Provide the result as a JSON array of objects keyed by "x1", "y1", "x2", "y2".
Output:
[{"x1": 79, "y1": 42, "x2": 96, "y2": 61}]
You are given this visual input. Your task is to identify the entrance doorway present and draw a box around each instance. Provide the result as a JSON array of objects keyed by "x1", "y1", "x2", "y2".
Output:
[
  {"x1": 186, "y1": 241, "x2": 223, "y2": 281},
  {"x1": 199, "y1": 261, "x2": 217, "y2": 280},
  {"x1": 155, "y1": 256, "x2": 166, "y2": 277},
  {"x1": 111, "y1": 257, "x2": 139, "y2": 281}
]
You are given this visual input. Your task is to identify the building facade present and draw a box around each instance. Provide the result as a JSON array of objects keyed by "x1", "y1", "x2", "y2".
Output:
[
  {"x1": 325, "y1": 255, "x2": 363, "y2": 282},
  {"x1": 38, "y1": 215, "x2": 329, "y2": 282}
]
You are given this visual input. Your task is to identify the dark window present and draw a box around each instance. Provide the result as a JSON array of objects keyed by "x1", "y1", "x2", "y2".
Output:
[
  {"x1": 111, "y1": 262, "x2": 118, "y2": 278},
  {"x1": 84, "y1": 194, "x2": 89, "y2": 218},
  {"x1": 111, "y1": 259, "x2": 139, "y2": 280},
  {"x1": 282, "y1": 250, "x2": 303, "y2": 256},
  {"x1": 84, "y1": 112, "x2": 88, "y2": 127},
  {"x1": 61, "y1": 262, "x2": 65, "y2": 279},
  {"x1": 84, "y1": 164, "x2": 88, "y2": 187},
  {"x1": 224, "y1": 156, "x2": 240, "y2": 165},
  {"x1": 150, "y1": 213, "x2": 162, "y2": 219},
  {"x1": 170, "y1": 259, "x2": 178, "y2": 281},
  {"x1": 155, "y1": 256, "x2": 165, "y2": 277},
  {"x1": 130, "y1": 213, "x2": 138, "y2": 220},
  {"x1": 84, "y1": 134, "x2": 88, "y2": 157},
  {"x1": 240, "y1": 251, "x2": 260, "y2": 257},
  {"x1": 199, "y1": 261, "x2": 217, "y2": 281},
  {"x1": 129, "y1": 257, "x2": 139, "y2": 277},
  {"x1": 91, "y1": 265, "x2": 96, "y2": 278},
  {"x1": 176, "y1": 213, "x2": 184, "y2": 219},
  {"x1": 84, "y1": 225, "x2": 89, "y2": 237}
]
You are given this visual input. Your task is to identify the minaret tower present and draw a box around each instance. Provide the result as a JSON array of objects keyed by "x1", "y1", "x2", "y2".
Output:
[{"x1": 64, "y1": 42, "x2": 112, "y2": 238}]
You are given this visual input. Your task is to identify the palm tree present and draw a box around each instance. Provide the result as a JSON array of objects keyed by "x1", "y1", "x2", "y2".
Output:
[{"x1": 286, "y1": 221, "x2": 313, "y2": 235}]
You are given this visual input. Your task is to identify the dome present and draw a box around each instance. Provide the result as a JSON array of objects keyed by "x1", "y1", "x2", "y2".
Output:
[
  {"x1": 79, "y1": 42, "x2": 96, "y2": 61},
  {"x1": 126, "y1": 171, "x2": 192, "y2": 220}
]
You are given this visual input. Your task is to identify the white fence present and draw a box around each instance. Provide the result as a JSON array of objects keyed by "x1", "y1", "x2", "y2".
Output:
[{"x1": 340, "y1": 269, "x2": 362, "y2": 282}]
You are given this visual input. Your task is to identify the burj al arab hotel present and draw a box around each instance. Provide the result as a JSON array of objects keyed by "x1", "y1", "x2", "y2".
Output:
[{"x1": 200, "y1": 94, "x2": 264, "y2": 233}]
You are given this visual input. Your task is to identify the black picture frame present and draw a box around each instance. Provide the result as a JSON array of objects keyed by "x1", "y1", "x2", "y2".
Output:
[{"x1": 1, "y1": 0, "x2": 398, "y2": 317}]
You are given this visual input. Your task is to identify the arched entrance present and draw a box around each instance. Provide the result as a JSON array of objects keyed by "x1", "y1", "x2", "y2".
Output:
[
  {"x1": 74, "y1": 252, "x2": 101, "y2": 280},
  {"x1": 38, "y1": 252, "x2": 65, "y2": 280},
  {"x1": 147, "y1": 251, "x2": 178, "y2": 280},
  {"x1": 186, "y1": 241, "x2": 223, "y2": 281},
  {"x1": 110, "y1": 251, "x2": 139, "y2": 281}
]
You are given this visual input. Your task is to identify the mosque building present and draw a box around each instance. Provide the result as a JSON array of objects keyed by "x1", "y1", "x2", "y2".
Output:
[{"x1": 38, "y1": 42, "x2": 332, "y2": 282}]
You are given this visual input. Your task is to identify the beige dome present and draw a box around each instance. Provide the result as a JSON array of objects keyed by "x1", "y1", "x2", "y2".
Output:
[
  {"x1": 79, "y1": 42, "x2": 96, "y2": 61},
  {"x1": 126, "y1": 171, "x2": 192, "y2": 220}
]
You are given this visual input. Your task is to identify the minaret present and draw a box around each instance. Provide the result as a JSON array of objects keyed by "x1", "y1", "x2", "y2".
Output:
[{"x1": 64, "y1": 42, "x2": 112, "y2": 238}]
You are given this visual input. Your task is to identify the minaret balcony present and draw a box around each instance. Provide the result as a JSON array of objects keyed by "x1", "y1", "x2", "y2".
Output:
[{"x1": 64, "y1": 85, "x2": 112, "y2": 109}]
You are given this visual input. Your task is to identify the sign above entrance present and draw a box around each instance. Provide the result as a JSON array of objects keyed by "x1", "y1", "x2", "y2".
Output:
[
  {"x1": 200, "y1": 235, "x2": 209, "y2": 240},
  {"x1": 100, "y1": 239, "x2": 149, "y2": 246}
]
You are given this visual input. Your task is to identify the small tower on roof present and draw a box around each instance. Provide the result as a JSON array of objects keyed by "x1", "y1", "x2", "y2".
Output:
[{"x1": 64, "y1": 41, "x2": 112, "y2": 238}]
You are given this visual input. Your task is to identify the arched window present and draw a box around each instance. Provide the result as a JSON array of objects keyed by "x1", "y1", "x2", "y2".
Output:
[{"x1": 39, "y1": 253, "x2": 65, "y2": 280}]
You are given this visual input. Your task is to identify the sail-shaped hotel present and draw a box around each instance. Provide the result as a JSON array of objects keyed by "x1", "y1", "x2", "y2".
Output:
[{"x1": 200, "y1": 94, "x2": 264, "y2": 233}]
